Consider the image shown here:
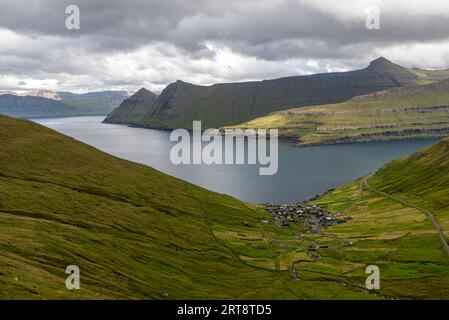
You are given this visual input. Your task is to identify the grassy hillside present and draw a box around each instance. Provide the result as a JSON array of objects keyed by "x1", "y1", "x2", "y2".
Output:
[
  {"x1": 229, "y1": 79, "x2": 449, "y2": 146},
  {"x1": 1, "y1": 115, "x2": 448, "y2": 299},
  {"x1": 408, "y1": 67, "x2": 449, "y2": 82},
  {"x1": 310, "y1": 138, "x2": 449, "y2": 298},
  {"x1": 104, "y1": 57, "x2": 420, "y2": 130},
  {"x1": 0, "y1": 114, "x2": 274, "y2": 299},
  {"x1": 370, "y1": 138, "x2": 449, "y2": 238},
  {"x1": 0, "y1": 114, "x2": 382, "y2": 299}
]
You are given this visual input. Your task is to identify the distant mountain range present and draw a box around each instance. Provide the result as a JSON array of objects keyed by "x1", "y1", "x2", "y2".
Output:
[
  {"x1": 104, "y1": 57, "x2": 428, "y2": 129},
  {"x1": 0, "y1": 90, "x2": 133, "y2": 118},
  {"x1": 0, "y1": 94, "x2": 79, "y2": 118}
]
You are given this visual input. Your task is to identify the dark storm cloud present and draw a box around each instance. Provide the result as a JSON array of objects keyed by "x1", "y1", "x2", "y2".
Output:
[
  {"x1": 1, "y1": 0, "x2": 449, "y2": 91},
  {"x1": 1, "y1": 0, "x2": 449, "y2": 60}
]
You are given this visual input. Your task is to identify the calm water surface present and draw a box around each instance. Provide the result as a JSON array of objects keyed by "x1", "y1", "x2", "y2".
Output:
[{"x1": 35, "y1": 116, "x2": 437, "y2": 204}]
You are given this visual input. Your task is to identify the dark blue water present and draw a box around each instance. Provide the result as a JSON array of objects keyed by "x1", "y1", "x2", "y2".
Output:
[{"x1": 35, "y1": 116, "x2": 437, "y2": 204}]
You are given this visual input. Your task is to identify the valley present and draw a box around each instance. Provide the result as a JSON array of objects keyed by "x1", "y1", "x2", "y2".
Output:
[
  {"x1": 2, "y1": 0, "x2": 449, "y2": 303},
  {"x1": 35, "y1": 116, "x2": 435, "y2": 204},
  {"x1": 0, "y1": 114, "x2": 448, "y2": 299}
]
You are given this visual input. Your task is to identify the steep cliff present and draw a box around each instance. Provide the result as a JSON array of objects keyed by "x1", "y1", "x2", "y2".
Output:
[
  {"x1": 103, "y1": 88, "x2": 158, "y2": 124},
  {"x1": 105, "y1": 57, "x2": 421, "y2": 129}
]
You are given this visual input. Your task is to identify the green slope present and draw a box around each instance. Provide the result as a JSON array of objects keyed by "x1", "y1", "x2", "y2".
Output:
[
  {"x1": 0, "y1": 114, "x2": 273, "y2": 299},
  {"x1": 311, "y1": 139, "x2": 449, "y2": 299},
  {"x1": 370, "y1": 138, "x2": 449, "y2": 235},
  {"x1": 408, "y1": 67, "x2": 449, "y2": 83},
  {"x1": 1, "y1": 115, "x2": 382, "y2": 299},
  {"x1": 230, "y1": 79, "x2": 449, "y2": 146},
  {"x1": 104, "y1": 57, "x2": 420, "y2": 130},
  {"x1": 2, "y1": 114, "x2": 448, "y2": 299}
]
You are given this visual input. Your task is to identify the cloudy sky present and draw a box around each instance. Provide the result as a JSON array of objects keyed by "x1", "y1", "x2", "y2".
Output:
[{"x1": 1, "y1": 0, "x2": 449, "y2": 93}]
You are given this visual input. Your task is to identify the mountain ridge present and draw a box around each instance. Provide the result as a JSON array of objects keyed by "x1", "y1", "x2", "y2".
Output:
[
  {"x1": 228, "y1": 78, "x2": 449, "y2": 146},
  {"x1": 0, "y1": 90, "x2": 133, "y2": 117},
  {"x1": 0, "y1": 94, "x2": 78, "y2": 118},
  {"x1": 104, "y1": 57, "x2": 422, "y2": 129}
]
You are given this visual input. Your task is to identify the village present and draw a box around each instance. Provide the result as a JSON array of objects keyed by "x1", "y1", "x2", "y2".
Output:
[{"x1": 261, "y1": 202, "x2": 353, "y2": 233}]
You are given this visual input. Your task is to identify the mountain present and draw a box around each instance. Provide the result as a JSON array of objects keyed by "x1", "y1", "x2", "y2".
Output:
[
  {"x1": 22, "y1": 90, "x2": 133, "y2": 115},
  {"x1": 229, "y1": 78, "x2": 449, "y2": 146},
  {"x1": 103, "y1": 88, "x2": 158, "y2": 124},
  {"x1": 408, "y1": 67, "x2": 449, "y2": 83},
  {"x1": 0, "y1": 94, "x2": 78, "y2": 118},
  {"x1": 57, "y1": 90, "x2": 134, "y2": 115},
  {"x1": 0, "y1": 90, "x2": 18, "y2": 96},
  {"x1": 0, "y1": 90, "x2": 133, "y2": 118},
  {"x1": 22, "y1": 90, "x2": 61, "y2": 100},
  {"x1": 312, "y1": 138, "x2": 449, "y2": 299},
  {"x1": 104, "y1": 57, "x2": 421, "y2": 129}
]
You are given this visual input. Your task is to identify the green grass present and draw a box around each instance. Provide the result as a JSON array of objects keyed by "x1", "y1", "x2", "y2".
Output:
[
  {"x1": 0, "y1": 115, "x2": 379, "y2": 299},
  {"x1": 228, "y1": 79, "x2": 449, "y2": 146},
  {"x1": 312, "y1": 182, "x2": 449, "y2": 299},
  {"x1": 1, "y1": 114, "x2": 448, "y2": 299},
  {"x1": 370, "y1": 138, "x2": 449, "y2": 238},
  {"x1": 311, "y1": 139, "x2": 449, "y2": 298}
]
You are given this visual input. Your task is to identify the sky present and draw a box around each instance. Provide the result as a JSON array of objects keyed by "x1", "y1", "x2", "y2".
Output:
[{"x1": 1, "y1": 0, "x2": 449, "y2": 93}]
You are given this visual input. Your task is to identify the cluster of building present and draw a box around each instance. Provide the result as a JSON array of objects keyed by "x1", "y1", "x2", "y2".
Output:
[{"x1": 262, "y1": 203, "x2": 352, "y2": 230}]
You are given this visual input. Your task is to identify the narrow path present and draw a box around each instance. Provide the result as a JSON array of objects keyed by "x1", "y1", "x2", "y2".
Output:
[
  {"x1": 362, "y1": 175, "x2": 449, "y2": 257},
  {"x1": 357, "y1": 177, "x2": 364, "y2": 201},
  {"x1": 291, "y1": 259, "x2": 393, "y2": 299}
]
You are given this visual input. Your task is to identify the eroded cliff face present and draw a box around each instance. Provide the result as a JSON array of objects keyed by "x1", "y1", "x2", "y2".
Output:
[{"x1": 103, "y1": 88, "x2": 158, "y2": 124}]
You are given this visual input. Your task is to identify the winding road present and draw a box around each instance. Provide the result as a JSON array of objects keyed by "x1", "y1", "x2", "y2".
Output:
[
  {"x1": 362, "y1": 175, "x2": 449, "y2": 257},
  {"x1": 290, "y1": 175, "x2": 448, "y2": 299}
]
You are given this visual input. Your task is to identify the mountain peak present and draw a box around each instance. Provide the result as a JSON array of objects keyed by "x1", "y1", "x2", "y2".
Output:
[
  {"x1": 135, "y1": 87, "x2": 150, "y2": 94},
  {"x1": 173, "y1": 79, "x2": 194, "y2": 87},
  {"x1": 368, "y1": 57, "x2": 396, "y2": 68},
  {"x1": 133, "y1": 87, "x2": 157, "y2": 98}
]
